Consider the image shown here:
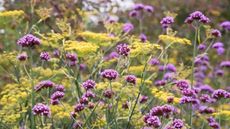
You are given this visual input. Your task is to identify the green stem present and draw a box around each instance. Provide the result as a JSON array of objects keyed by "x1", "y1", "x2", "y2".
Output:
[{"x1": 190, "y1": 27, "x2": 198, "y2": 129}]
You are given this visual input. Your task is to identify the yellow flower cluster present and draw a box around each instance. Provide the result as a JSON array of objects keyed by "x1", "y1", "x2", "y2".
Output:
[
  {"x1": 50, "y1": 103, "x2": 72, "y2": 120},
  {"x1": 64, "y1": 40, "x2": 99, "y2": 57},
  {"x1": 32, "y1": 67, "x2": 65, "y2": 78},
  {"x1": 151, "y1": 87, "x2": 180, "y2": 104},
  {"x1": 0, "y1": 10, "x2": 24, "y2": 17},
  {"x1": 38, "y1": 32, "x2": 65, "y2": 48},
  {"x1": 128, "y1": 65, "x2": 157, "y2": 75},
  {"x1": 0, "y1": 51, "x2": 17, "y2": 65},
  {"x1": 159, "y1": 35, "x2": 191, "y2": 45},
  {"x1": 130, "y1": 41, "x2": 162, "y2": 57},
  {"x1": 78, "y1": 31, "x2": 119, "y2": 46},
  {"x1": 213, "y1": 110, "x2": 230, "y2": 120},
  {"x1": 0, "y1": 77, "x2": 31, "y2": 124}
]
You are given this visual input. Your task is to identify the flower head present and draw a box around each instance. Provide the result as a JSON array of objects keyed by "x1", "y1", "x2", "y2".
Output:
[
  {"x1": 101, "y1": 69, "x2": 118, "y2": 80},
  {"x1": 116, "y1": 43, "x2": 130, "y2": 56},
  {"x1": 176, "y1": 80, "x2": 189, "y2": 90},
  {"x1": 211, "y1": 29, "x2": 221, "y2": 38},
  {"x1": 160, "y1": 16, "x2": 174, "y2": 28},
  {"x1": 172, "y1": 119, "x2": 184, "y2": 129},
  {"x1": 66, "y1": 53, "x2": 77, "y2": 62},
  {"x1": 32, "y1": 103, "x2": 50, "y2": 117},
  {"x1": 82, "y1": 79, "x2": 96, "y2": 90},
  {"x1": 139, "y1": 33, "x2": 147, "y2": 43},
  {"x1": 220, "y1": 21, "x2": 230, "y2": 31},
  {"x1": 144, "y1": 5, "x2": 154, "y2": 13},
  {"x1": 125, "y1": 75, "x2": 137, "y2": 85},
  {"x1": 123, "y1": 23, "x2": 134, "y2": 33},
  {"x1": 34, "y1": 80, "x2": 54, "y2": 92},
  {"x1": 17, "y1": 34, "x2": 41, "y2": 47},
  {"x1": 146, "y1": 116, "x2": 161, "y2": 128},
  {"x1": 40, "y1": 52, "x2": 51, "y2": 61},
  {"x1": 17, "y1": 52, "x2": 28, "y2": 61}
]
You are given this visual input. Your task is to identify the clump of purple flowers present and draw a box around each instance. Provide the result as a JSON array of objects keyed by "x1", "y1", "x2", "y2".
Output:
[
  {"x1": 66, "y1": 53, "x2": 78, "y2": 66},
  {"x1": 160, "y1": 16, "x2": 174, "y2": 28},
  {"x1": 32, "y1": 103, "x2": 50, "y2": 117},
  {"x1": 185, "y1": 11, "x2": 210, "y2": 24},
  {"x1": 144, "y1": 115, "x2": 161, "y2": 128},
  {"x1": 125, "y1": 75, "x2": 137, "y2": 85},
  {"x1": 116, "y1": 43, "x2": 130, "y2": 56},
  {"x1": 176, "y1": 80, "x2": 189, "y2": 90},
  {"x1": 149, "y1": 104, "x2": 176, "y2": 117},
  {"x1": 172, "y1": 119, "x2": 184, "y2": 129},
  {"x1": 17, "y1": 34, "x2": 41, "y2": 47},
  {"x1": 220, "y1": 60, "x2": 230, "y2": 68},
  {"x1": 82, "y1": 79, "x2": 96, "y2": 90},
  {"x1": 212, "y1": 89, "x2": 230, "y2": 100},
  {"x1": 101, "y1": 69, "x2": 118, "y2": 80},
  {"x1": 34, "y1": 80, "x2": 55, "y2": 92},
  {"x1": 149, "y1": 58, "x2": 160, "y2": 66},
  {"x1": 17, "y1": 52, "x2": 28, "y2": 61},
  {"x1": 50, "y1": 85, "x2": 65, "y2": 105},
  {"x1": 40, "y1": 51, "x2": 51, "y2": 61},
  {"x1": 129, "y1": 3, "x2": 153, "y2": 20},
  {"x1": 220, "y1": 21, "x2": 230, "y2": 31},
  {"x1": 207, "y1": 117, "x2": 220, "y2": 129},
  {"x1": 211, "y1": 29, "x2": 221, "y2": 38},
  {"x1": 123, "y1": 23, "x2": 134, "y2": 33},
  {"x1": 139, "y1": 33, "x2": 147, "y2": 43}
]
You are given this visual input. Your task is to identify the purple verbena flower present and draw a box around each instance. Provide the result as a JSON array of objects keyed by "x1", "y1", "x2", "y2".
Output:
[
  {"x1": 172, "y1": 119, "x2": 184, "y2": 129},
  {"x1": 74, "y1": 103, "x2": 85, "y2": 112},
  {"x1": 212, "y1": 89, "x2": 229, "y2": 99},
  {"x1": 133, "y1": 3, "x2": 144, "y2": 11},
  {"x1": 212, "y1": 42, "x2": 224, "y2": 49},
  {"x1": 101, "y1": 69, "x2": 119, "y2": 80},
  {"x1": 166, "y1": 64, "x2": 176, "y2": 72},
  {"x1": 32, "y1": 103, "x2": 50, "y2": 117},
  {"x1": 149, "y1": 58, "x2": 160, "y2": 66},
  {"x1": 123, "y1": 23, "x2": 134, "y2": 33},
  {"x1": 17, "y1": 52, "x2": 28, "y2": 61},
  {"x1": 55, "y1": 84, "x2": 65, "y2": 92},
  {"x1": 145, "y1": 116, "x2": 161, "y2": 128},
  {"x1": 176, "y1": 80, "x2": 189, "y2": 90},
  {"x1": 40, "y1": 51, "x2": 51, "y2": 61},
  {"x1": 82, "y1": 79, "x2": 96, "y2": 90},
  {"x1": 34, "y1": 80, "x2": 54, "y2": 92},
  {"x1": 125, "y1": 75, "x2": 137, "y2": 85},
  {"x1": 17, "y1": 34, "x2": 41, "y2": 47},
  {"x1": 140, "y1": 95, "x2": 148, "y2": 104},
  {"x1": 116, "y1": 43, "x2": 130, "y2": 56},
  {"x1": 139, "y1": 33, "x2": 147, "y2": 43},
  {"x1": 220, "y1": 21, "x2": 230, "y2": 31},
  {"x1": 66, "y1": 53, "x2": 77, "y2": 62},
  {"x1": 154, "y1": 80, "x2": 166, "y2": 86},
  {"x1": 198, "y1": 44, "x2": 206, "y2": 51},
  {"x1": 51, "y1": 91, "x2": 65, "y2": 100},
  {"x1": 160, "y1": 16, "x2": 174, "y2": 28},
  {"x1": 103, "y1": 89, "x2": 114, "y2": 99},
  {"x1": 211, "y1": 29, "x2": 222, "y2": 38},
  {"x1": 144, "y1": 5, "x2": 154, "y2": 13},
  {"x1": 220, "y1": 61, "x2": 230, "y2": 68}
]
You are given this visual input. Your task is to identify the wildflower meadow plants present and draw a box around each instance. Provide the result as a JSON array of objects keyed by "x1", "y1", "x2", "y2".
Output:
[{"x1": 0, "y1": 1, "x2": 230, "y2": 129}]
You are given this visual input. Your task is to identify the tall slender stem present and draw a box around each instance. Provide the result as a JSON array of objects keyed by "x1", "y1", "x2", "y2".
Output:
[{"x1": 190, "y1": 27, "x2": 198, "y2": 129}]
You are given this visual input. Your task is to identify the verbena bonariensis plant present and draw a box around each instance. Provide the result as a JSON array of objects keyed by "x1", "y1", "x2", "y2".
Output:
[{"x1": 0, "y1": 2, "x2": 229, "y2": 129}]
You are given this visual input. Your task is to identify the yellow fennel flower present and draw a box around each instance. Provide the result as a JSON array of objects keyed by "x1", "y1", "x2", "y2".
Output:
[
  {"x1": 159, "y1": 35, "x2": 191, "y2": 45},
  {"x1": 78, "y1": 31, "x2": 119, "y2": 46},
  {"x1": 130, "y1": 41, "x2": 162, "y2": 57},
  {"x1": 151, "y1": 87, "x2": 180, "y2": 104},
  {"x1": 0, "y1": 10, "x2": 24, "y2": 17},
  {"x1": 64, "y1": 40, "x2": 99, "y2": 57}
]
